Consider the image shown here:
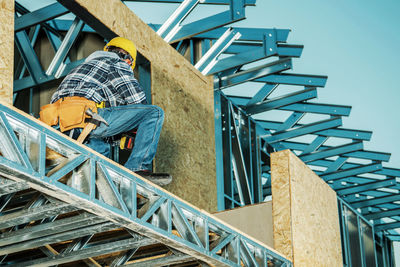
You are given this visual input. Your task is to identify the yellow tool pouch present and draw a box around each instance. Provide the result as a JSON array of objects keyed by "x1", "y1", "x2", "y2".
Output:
[
  {"x1": 39, "y1": 99, "x2": 61, "y2": 126},
  {"x1": 39, "y1": 96, "x2": 98, "y2": 132}
]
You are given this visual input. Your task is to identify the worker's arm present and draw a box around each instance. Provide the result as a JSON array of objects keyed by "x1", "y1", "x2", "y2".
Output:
[{"x1": 108, "y1": 61, "x2": 147, "y2": 105}]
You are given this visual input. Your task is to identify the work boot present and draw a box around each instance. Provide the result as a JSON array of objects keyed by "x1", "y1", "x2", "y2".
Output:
[{"x1": 135, "y1": 170, "x2": 172, "y2": 186}]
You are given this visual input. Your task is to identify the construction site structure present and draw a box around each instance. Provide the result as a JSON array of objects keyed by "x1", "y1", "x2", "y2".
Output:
[{"x1": 0, "y1": 0, "x2": 399, "y2": 266}]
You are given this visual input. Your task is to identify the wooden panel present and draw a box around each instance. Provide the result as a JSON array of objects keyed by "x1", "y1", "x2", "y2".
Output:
[
  {"x1": 65, "y1": 0, "x2": 217, "y2": 211},
  {"x1": 213, "y1": 201, "x2": 274, "y2": 248},
  {"x1": 271, "y1": 150, "x2": 342, "y2": 266},
  {"x1": 270, "y1": 151, "x2": 293, "y2": 260},
  {"x1": 0, "y1": 0, "x2": 14, "y2": 104}
]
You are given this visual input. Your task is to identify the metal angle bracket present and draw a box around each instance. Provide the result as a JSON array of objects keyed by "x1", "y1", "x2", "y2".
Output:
[{"x1": 264, "y1": 29, "x2": 277, "y2": 56}]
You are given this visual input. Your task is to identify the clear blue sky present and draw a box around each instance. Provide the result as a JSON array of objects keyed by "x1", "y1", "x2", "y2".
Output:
[{"x1": 236, "y1": 0, "x2": 400, "y2": 168}]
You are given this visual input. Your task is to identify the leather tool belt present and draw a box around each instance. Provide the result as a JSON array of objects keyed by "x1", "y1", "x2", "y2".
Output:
[{"x1": 39, "y1": 96, "x2": 99, "y2": 132}]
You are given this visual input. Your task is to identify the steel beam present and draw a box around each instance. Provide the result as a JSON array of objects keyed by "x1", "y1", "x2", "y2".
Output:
[
  {"x1": 299, "y1": 136, "x2": 327, "y2": 155},
  {"x1": 255, "y1": 73, "x2": 328, "y2": 87},
  {"x1": 245, "y1": 88, "x2": 317, "y2": 115},
  {"x1": 364, "y1": 207, "x2": 400, "y2": 220},
  {"x1": 254, "y1": 120, "x2": 372, "y2": 141},
  {"x1": 386, "y1": 235, "x2": 400, "y2": 241},
  {"x1": 15, "y1": 2, "x2": 69, "y2": 32},
  {"x1": 224, "y1": 43, "x2": 303, "y2": 57},
  {"x1": 344, "y1": 151, "x2": 391, "y2": 162},
  {"x1": 0, "y1": 178, "x2": 29, "y2": 196},
  {"x1": 264, "y1": 116, "x2": 342, "y2": 144},
  {"x1": 194, "y1": 27, "x2": 290, "y2": 42},
  {"x1": 318, "y1": 128, "x2": 373, "y2": 140},
  {"x1": 126, "y1": 253, "x2": 195, "y2": 266},
  {"x1": 374, "y1": 221, "x2": 400, "y2": 232},
  {"x1": 230, "y1": 104, "x2": 253, "y2": 205},
  {"x1": 16, "y1": 236, "x2": 157, "y2": 266},
  {"x1": 320, "y1": 163, "x2": 382, "y2": 182},
  {"x1": 323, "y1": 156, "x2": 348, "y2": 173},
  {"x1": 350, "y1": 194, "x2": 400, "y2": 209},
  {"x1": 228, "y1": 97, "x2": 352, "y2": 116},
  {"x1": 110, "y1": 248, "x2": 139, "y2": 266},
  {"x1": 279, "y1": 102, "x2": 352, "y2": 116},
  {"x1": 46, "y1": 17, "x2": 85, "y2": 76},
  {"x1": 0, "y1": 222, "x2": 117, "y2": 254},
  {"x1": 0, "y1": 213, "x2": 105, "y2": 248},
  {"x1": 336, "y1": 178, "x2": 397, "y2": 196},
  {"x1": 375, "y1": 167, "x2": 400, "y2": 177},
  {"x1": 245, "y1": 84, "x2": 278, "y2": 107},
  {"x1": 14, "y1": 30, "x2": 47, "y2": 84},
  {"x1": 15, "y1": 2, "x2": 64, "y2": 37},
  {"x1": 275, "y1": 112, "x2": 305, "y2": 132},
  {"x1": 299, "y1": 142, "x2": 363, "y2": 163},
  {"x1": 216, "y1": 58, "x2": 292, "y2": 89},
  {"x1": 0, "y1": 202, "x2": 76, "y2": 229},
  {"x1": 207, "y1": 44, "x2": 303, "y2": 75},
  {"x1": 279, "y1": 143, "x2": 388, "y2": 162}
]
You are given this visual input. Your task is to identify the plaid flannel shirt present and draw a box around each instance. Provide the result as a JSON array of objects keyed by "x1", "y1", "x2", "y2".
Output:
[{"x1": 51, "y1": 51, "x2": 147, "y2": 106}]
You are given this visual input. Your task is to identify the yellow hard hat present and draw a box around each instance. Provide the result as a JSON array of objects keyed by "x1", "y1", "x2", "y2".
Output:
[{"x1": 104, "y1": 37, "x2": 137, "y2": 70}]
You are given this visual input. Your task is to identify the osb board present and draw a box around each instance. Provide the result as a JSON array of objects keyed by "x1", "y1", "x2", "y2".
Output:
[
  {"x1": 213, "y1": 201, "x2": 274, "y2": 248},
  {"x1": 0, "y1": 0, "x2": 14, "y2": 104},
  {"x1": 270, "y1": 151, "x2": 293, "y2": 260},
  {"x1": 271, "y1": 150, "x2": 342, "y2": 267},
  {"x1": 70, "y1": 0, "x2": 217, "y2": 211}
]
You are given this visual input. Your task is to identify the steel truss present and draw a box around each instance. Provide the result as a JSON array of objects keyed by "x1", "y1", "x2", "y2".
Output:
[{"x1": 0, "y1": 102, "x2": 290, "y2": 266}]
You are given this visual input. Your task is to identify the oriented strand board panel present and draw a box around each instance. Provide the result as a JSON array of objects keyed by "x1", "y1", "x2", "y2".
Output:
[
  {"x1": 213, "y1": 201, "x2": 274, "y2": 248},
  {"x1": 0, "y1": 0, "x2": 14, "y2": 104},
  {"x1": 60, "y1": 0, "x2": 217, "y2": 211},
  {"x1": 271, "y1": 150, "x2": 342, "y2": 266}
]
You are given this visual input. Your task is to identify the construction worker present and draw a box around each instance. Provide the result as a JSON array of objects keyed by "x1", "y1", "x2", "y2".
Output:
[{"x1": 46, "y1": 37, "x2": 171, "y2": 186}]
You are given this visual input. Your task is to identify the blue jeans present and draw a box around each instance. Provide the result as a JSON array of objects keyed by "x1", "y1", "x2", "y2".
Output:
[{"x1": 86, "y1": 104, "x2": 164, "y2": 172}]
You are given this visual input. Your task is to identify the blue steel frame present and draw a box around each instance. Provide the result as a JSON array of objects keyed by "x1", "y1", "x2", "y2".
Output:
[
  {"x1": 338, "y1": 198, "x2": 378, "y2": 267},
  {"x1": 181, "y1": 16, "x2": 400, "y2": 249},
  {"x1": 214, "y1": 91, "x2": 264, "y2": 210},
  {"x1": 155, "y1": 1, "x2": 400, "y2": 263}
]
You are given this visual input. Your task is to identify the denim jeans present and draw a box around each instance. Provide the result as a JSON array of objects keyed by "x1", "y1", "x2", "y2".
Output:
[{"x1": 86, "y1": 104, "x2": 164, "y2": 172}]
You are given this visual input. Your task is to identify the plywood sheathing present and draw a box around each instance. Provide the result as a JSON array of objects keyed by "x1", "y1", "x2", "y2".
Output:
[
  {"x1": 0, "y1": 0, "x2": 14, "y2": 104},
  {"x1": 71, "y1": 0, "x2": 217, "y2": 211},
  {"x1": 271, "y1": 150, "x2": 342, "y2": 266},
  {"x1": 213, "y1": 201, "x2": 274, "y2": 248}
]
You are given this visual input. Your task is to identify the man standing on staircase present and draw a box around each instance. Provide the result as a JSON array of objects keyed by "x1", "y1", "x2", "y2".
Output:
[{"x1": 48, "y1": 37, "x2": 171, "y2": 186}]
